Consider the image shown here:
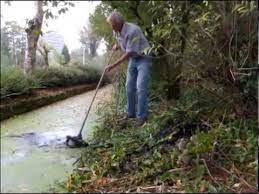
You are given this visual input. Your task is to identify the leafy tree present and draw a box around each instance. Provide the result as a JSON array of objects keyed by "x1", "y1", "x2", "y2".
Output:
[
  {"x1": 89, "y1": 0, "x2": 257, "y2": 113},
  {"x1": 90, "y1": 1, "x2": 193, "y2": 99},
  {"x1": 70, "y1": 48, "x2": 83, "y2": 63},
  {"x1": 79, "y1": 23, "x2": 101, "y2": 58},
  {"x1": 89, "y1": 3, "x2": 114, "y2": 48},
  {"x1": 1, "y1": 28, "x2": 13, "y2": 67},
  {"x1": 4, "y1": 1, "x2": 76, "y2": 74},
  {"x1": 37, "y1": 39, "x2": 54, "y2": 67},
  {"x1": 61, "y1": 44, "x2": 70, "y2": 65},
  {"x1": 1, "y1": 21, "x2": 26, "y2": 67}
]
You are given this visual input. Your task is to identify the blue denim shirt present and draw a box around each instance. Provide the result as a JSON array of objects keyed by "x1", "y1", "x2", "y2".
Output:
[{"x1": 114, "y1": 22, "x2": 150, "y2": 57}]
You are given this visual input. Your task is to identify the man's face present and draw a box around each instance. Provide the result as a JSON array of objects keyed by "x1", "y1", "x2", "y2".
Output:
[{"x1": 110, "y1": 20, "x2": 121, "y2": 33}]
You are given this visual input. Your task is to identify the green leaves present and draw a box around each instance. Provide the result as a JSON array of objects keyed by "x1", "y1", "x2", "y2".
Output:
[
  {"x1": 188, "y1": 131, "x2": 214, "y2": 154},
  {"x1": 61, "y1": 45, "x2": 70, "y2": 65},
  {"x1": 44, "y1": 1, "x2": 75, "y2": 20},
  {"x1": 58, "y1": 0, "x2": 258, "y2": 192},
  {"x1": 194, "y1": 12, "x2": 210, "y2": 23},
  {"x1": 45, "y1": 10, "x2": 54, "y2": 19},
  {"x1": 68, "y1": 2, "x2": 75, "y2": 7},
  {"x1": 160, "y1": 171, "x2": 174, "y2": 182},
  {"x1": 232, "y1": 2, "x2": 256, "y2": 16},
  {"x1": 58, "y1": 8, "x2": 68, "y2": 15},
  {"x1": 1, "y1": 67, "x2": 40, "y2": 97}
]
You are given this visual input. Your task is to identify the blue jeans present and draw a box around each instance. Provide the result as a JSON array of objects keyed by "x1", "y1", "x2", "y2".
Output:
[{"x1": 126, "y1": 56, "x2": 151, "y2": 119}]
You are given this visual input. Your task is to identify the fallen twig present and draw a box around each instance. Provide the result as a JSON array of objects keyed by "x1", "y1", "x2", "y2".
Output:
[
  {"x1": 168, "y1": 167, "x2": 189, "y2": 173},
  {"x1": 232, "y1": 164, "x2": 258, "y2": 192},
  {"x1": 202, "y1": 159, "x2": 236, "y2": 192},
  {"x1": 73, "y1": 157, "x2": 81, "y2": 166},
  {"x1": 214, "y1": 165, "x2": 257, "y2": 192},
  {"x1": 237, "y1": 67, "x2": 259, "y2": 71},
  {"x1": 202, "y1": 159, "x2": 220, "y2": 185}
]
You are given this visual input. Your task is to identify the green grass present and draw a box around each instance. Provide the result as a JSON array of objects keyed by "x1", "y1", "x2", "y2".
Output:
[
  {"x1": 0, "y1": 66, "x2": 39, "y2": 97},
  {"x1": 33, "y1": 65, "x2": 99, "y2": 88},
  {"x1": 0, "y1": 65, "x2": 100, "y2": 97},
  {"x1": 59, "y1": 82, "x2": 257, "y2": 193}
]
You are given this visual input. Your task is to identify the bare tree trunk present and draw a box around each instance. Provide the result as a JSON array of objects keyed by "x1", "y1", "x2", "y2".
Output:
[
  {"x1": 24, "y1": 1, "x2": 44, "y2": 74},
  {"x1": 17, "y1": 49, "x2": 25, "y2": 68},
  {"x1": 44, "y1": 49, "x2": 49, "y2": 68},
  {"x1": 12, "y1": 38, "x2": 17, "y2": 66}
]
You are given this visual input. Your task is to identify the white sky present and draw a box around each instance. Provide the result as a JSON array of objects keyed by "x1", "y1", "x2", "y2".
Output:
[{"x1": 0, "y1": 1, "x2": 106, "y2": 53}]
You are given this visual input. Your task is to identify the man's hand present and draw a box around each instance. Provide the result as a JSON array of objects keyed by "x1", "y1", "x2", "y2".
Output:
[
  {"x1": 105, "y1": 52, "x2": 131, "y2": 73},
  {"x1": 105, "y1": 64, "x2": 115, "y2": 73},
  {"x1": 111, "y1": 44, "x2": 118, "y2": 52}
]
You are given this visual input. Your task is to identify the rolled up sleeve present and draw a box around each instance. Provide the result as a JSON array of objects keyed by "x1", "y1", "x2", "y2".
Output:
[{"x1": 125, "y1": 30, "x2": 140, "y2": 54}]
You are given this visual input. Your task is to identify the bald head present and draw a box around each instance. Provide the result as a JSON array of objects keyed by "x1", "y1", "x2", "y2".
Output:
[{"x1": 106, "y1": 11, "x2": 124, "y2": 32}]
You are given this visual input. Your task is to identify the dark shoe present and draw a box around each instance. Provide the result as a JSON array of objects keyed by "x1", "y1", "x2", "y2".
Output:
[
  {"x1": 116, "y1": 114, "x2": 136, "y2": 129},
  {"x1": 117, "y1": 114, "x2": 135, "y2": 122},
  {"x1": 135, "y1": 118, "x2": 147, "y2": 127}
]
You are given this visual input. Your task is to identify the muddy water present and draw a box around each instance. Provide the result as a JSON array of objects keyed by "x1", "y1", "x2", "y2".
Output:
[{"x1": 1, "y1": 84, "x2": 113, "y2": 193}]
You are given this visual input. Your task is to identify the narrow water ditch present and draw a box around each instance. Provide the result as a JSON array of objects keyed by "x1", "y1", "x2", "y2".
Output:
[{"x1": 1, "y1": 84, "x2": 113, "y2": 193}]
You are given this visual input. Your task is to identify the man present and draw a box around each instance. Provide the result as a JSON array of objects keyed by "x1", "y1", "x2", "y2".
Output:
[{"x1": 105, "y1": 11, "x2": 151, "y2": 126}]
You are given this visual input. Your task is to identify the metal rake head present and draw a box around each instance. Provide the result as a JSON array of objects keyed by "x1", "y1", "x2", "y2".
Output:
[{"x1": 65, "y1": 135, "x2": 89, "y2": 148}]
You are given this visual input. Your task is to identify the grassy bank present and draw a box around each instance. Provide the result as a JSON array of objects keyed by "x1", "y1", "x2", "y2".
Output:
[
  {"x1": 0, "y1": 65, "x2": 101, "y2": 98},
  {"x1": 0, "y1": 65, "x2": 106, "y2": 120},
  {"x1": 0, "y1": 83, "x2": 99, "y2": 121},
  {"x1": 56, "y1": 82, "x2": 257, "y2": 193}
]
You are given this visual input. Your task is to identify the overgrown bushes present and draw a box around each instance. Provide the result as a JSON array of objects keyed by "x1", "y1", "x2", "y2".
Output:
[
  {"x1": 55, "y1": 1, "x2": 258, "y2": 193},
  {"x1": 0, "y1": 65, "x2": 100, "y2": 97},
  {"x1": 57, "y1": 83, "x2": 257, "y2": 193},
  {"x1": 0, "y1": 67, "x2": 39, "y2": 97},
  {"x1": 33, "y1": 65, "x2": 100, "y2": 88}
]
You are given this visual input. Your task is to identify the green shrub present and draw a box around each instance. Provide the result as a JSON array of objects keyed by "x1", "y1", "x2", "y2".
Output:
[
  {"x1": 0, "y1": 65, "x2": 100, "y2": 97},
  {"x1": 32, "y1": 66, "x2": 100, "y2": 88},
  {"x1": 0, "y1": 66, "x2": 39, "y2": 97},
  {"x1": 1, "y1": 53, "x2": 13, "y2": 67},
  {"x1": 71, "y1": 65, "x2": 100, "y2": 83}
]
